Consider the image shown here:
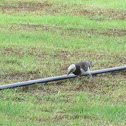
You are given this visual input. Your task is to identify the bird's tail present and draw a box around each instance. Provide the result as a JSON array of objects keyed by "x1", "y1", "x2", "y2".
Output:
[
  {"x1": 89, "y1": 61, "x2": 92, "y2": 64},
  {"x1": 89, "y1": 61, "x2": 93, "y2": 67}
]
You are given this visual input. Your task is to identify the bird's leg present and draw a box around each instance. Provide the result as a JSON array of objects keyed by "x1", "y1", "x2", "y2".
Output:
[
  {"x1": 88, "y1": 73, "x2": 92, "y2": 83},
  {"x1": 76, "y1": 75, "x2": 81, "y2": 83}
]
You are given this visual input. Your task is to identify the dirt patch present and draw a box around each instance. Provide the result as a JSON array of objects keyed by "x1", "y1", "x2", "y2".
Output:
[
  {"x1": 67, "y1": 27, "x2": 126, "y2": 36},
  {"x1": 19, "y1": 23, "x2": 126, "y2": 36},
  {"x1": 0, "y1": 1, "x2": 56, "y2": 14},
  {"x1": 1, "y1": 1, "x2": 52, "y2": 10},
  {"x1": 100, "y1": 29, "x2": 126, "y2": 36},
  {"x1": 19, "y1": 1, "x2": 52, "y2": 8},
  {"x1": 72, "y1": 8, "x2": 126, "y2": 20},
  {"x1": 2, "y1": 46, "x2": 51, "y2": 58},
  {"x1": 54, "y1": 113, "x2": 94, "y2": 121},
  {"x1": 20, "y1": 23, "x2": 61, "y2": 31},
  {"x1": 3, "y1": 46, "x2": 25, "y2": 56},
  {"x1": 67, "y1": 27, "x2": 96, "y2": 34}
]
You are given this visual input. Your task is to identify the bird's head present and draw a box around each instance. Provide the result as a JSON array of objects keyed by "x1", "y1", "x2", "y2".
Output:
[{"x1": 67, "y1": 64, "x2": 76, "y2": 76}]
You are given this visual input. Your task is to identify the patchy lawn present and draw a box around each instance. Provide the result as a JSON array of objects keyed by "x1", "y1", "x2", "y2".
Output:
[{"x1": 0, "y1": 0, "x2": 126, "y2": 126}]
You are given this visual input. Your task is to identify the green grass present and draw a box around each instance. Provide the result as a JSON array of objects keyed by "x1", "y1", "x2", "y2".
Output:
[
  {"x1": 1, "y1": 14, "x2": 126, "y2": 29},
  {"x1": 0, "y1": 0, "x2": 126, "y2": 126},
  {"x1": 69, "y1": 92, "x2": 126, "y2": 122}
]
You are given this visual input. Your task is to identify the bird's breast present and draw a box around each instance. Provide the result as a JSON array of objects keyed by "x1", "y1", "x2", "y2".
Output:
[{"x1": 80, "y1": 67, "x2": 90, "y2": 75}]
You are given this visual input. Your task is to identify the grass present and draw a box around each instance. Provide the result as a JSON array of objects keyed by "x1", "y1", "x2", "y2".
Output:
[
  {"x1": 0, "y1": 0, "x2": 126, "y2": 125},
  {"x1": 1, "y1": 14, "x2": 126, "y2": 29}
]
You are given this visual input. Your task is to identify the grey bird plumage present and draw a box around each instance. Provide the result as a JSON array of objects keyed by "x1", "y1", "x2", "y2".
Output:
[{"x1": 67, "y1": 61, "x2": 92, "y2": 82}]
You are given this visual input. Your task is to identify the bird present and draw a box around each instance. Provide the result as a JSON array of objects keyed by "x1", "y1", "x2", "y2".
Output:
[{"x1": 67, "y1": 61, "x2": 92, "y2": 82}]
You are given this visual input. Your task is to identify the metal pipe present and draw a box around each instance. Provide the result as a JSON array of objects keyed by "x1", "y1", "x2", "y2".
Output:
[{"x1": 0, "y1": 66, "x2": 126, "y2": 90}]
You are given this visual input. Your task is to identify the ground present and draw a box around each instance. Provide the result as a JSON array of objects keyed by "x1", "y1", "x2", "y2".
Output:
[{"x1": 0, "y1": 0, "x2": 126, "y2": 126}]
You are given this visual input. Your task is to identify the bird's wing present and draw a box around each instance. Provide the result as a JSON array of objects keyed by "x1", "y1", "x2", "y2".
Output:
[{"x1": 76, "y1": 61, "x2": 91, "y2": 71}]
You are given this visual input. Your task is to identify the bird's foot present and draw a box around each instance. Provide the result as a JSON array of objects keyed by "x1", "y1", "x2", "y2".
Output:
[
  {"x1": 76, "y1": 76, "x2": 81, "y2": 84},
  {"x1": 88, "y1": 74, "x2": 92, "y2": 83}
]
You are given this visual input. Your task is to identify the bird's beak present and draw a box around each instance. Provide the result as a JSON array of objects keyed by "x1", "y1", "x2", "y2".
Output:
[
  {"x1": 67, "y1": 71, "x2": 70, "y2": 76},
  {"x1": 67, "y1": 69, "x2": 73, "y2": 76}
]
